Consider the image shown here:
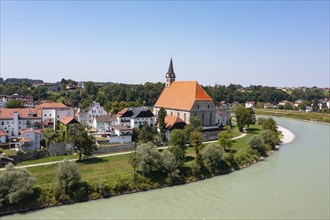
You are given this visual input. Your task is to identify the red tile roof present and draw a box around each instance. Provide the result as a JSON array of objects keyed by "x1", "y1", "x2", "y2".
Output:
[
  {"x1": 36, "y1": 102, "x2": 69, "y2": 109},
  {"x1": 0, "y1": 108, "x2": 41, "y2": 119},
  {"x1": 154, "y1": 81, "x2": 212, "y2": 111},
  {"x1": 20, "y1": 128, "x2": 42, "y2": 134},
  {"x1": 0, "y1": 129, "x2": 8, "y2": 136},
  {"x1": 164, "y1": 115, "x2": 185, "y2": 130},
  {"x1": 59, "y1": 115, "x2": 77, "y2": 125}
]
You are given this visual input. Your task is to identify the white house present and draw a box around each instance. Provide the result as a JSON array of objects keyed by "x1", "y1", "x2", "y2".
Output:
[
  {"x1": 115, "y1": 107, "x2": 155, "y2": 129},
  {"x1": 108, "y1": 125, "x2": 132, "y2": 144},
  {"x1": 36, "y1": 102, "x2": 74, "y2": 130},
  {"x1": 78, "y1": 101, "x2": 107, "y2": 127},
  {"x1": 245, "y1": 101, "x2": 255, "y2": 108},
  {"x1": 19, "y1": 128, "x2": 43, "y2": 151},
  {"x1": 93, "y1": 115, "x2": 116, "y2": 133},
  {"x1": 0, "y1": 108, "x2": 41, "y2": 137}
]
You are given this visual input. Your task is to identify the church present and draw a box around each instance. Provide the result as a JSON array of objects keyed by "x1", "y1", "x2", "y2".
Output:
[{"x1": 154, "y1": 59, "x2": 230, "y2": 128}]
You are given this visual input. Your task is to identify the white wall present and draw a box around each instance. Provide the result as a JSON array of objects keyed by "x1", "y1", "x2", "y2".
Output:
[{"x1": 109, "y1": 135, "x2": 132, "y2": 144}]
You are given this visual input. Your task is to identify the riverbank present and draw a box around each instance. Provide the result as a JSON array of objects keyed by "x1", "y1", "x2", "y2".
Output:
[
  {"x1": 254, "y1": 108, "x2": 330, "y2": 123},
  {"x1": 277, "y1": 126, "x2": 295, "y2": 144},
  {"x1": 0, "y1": 125, "x2": 295, "y2": 217}
]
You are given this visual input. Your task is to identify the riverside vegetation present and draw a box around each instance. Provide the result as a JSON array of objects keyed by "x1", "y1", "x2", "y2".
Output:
[{"x1": 0, "y1": 109, "x2": 281, "y2": 215}]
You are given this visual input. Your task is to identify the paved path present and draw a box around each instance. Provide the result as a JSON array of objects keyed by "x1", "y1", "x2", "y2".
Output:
[{"x1": 0, "y1": 134, "x2": 247, "y2": 170}]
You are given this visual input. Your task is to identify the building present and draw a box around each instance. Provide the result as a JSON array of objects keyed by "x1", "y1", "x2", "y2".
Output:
[
  {"x1": 0, "y1": 108, "x2": 41, "y2": 137},
  {"x1": 245, "y1": 101, "x2": 255, "y2": 108},
  {"x1": 36, "y1": 102, "x2": 74, "y2": 130},
  {"x1": 154, "y1": 58, "x2": 229, "y2": 128},
  {"x1": 93, "y1": 115, "x2": 117, "y2": 133},
  {"x1": 108, "y1": 125, "x2": 132, "y2": 144},
  {"x1": 161, "y1": 115, "x2": 186, "y2": 140},
  {"x1": 115, "y1": 107, "x2": 155, "y2": 129},
  {"x1": 59, "y1": 115, "x2": 80, "y2": 139},
  {"x1": 19, "y1": 128, "x2": 43, "y2": 151},
  {"x1": 0, "y1": 129, "x2": 8, "y2": 144},
  {"x1": 77, "y1": 101, "x2": 107, "y2": 127}
]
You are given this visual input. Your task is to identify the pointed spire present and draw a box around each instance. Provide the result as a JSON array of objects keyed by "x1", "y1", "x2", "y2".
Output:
[
  {"x1": 165, "y1": 58, "x2": 176, "y2": 88},
  {"x1": 166, "y1": 58, "x2": 175, "y2": 78}
]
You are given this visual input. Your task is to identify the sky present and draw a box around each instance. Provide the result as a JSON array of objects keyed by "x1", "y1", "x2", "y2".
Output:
[{"x1": 0, "y1": 1, "x2": 329, "y2": 87}]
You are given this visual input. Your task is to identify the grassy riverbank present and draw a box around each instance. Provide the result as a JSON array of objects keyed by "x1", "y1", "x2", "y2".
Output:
[
  {"x1": 254, "y1": 108, "x2": 330, "y2": 123},
  {"x1": 1, "y1": 124, "x2": 266, "y2": 216}
]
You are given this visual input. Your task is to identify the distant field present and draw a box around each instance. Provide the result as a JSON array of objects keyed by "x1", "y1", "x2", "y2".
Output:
[{"x1": 254, "y1": 108, "x2": 330, "y2": 123}]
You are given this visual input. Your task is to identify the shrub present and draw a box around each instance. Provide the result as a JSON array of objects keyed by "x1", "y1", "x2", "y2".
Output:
[
  {"x1": 0, "y1": 163, "x2": 36, "y2": 207},
  {"x1": 261, "y1": 130, "x2": 280, "y2": 150},
  {"x1": 249, "y1": 135, "x2": 266, "y2": 156},
  {"x1": 56, "y1": 159, "x2": 81, "y2": 196},
  {"x1": 201, "y1": 143, "x2": 224, "y2": 174}
]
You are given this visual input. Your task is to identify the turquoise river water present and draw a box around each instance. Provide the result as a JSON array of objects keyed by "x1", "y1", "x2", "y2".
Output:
[{"x1": 3, "y1": 117, "x2": 330, "y2": 219}]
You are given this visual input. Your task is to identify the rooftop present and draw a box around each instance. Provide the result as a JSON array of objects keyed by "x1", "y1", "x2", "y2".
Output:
[{"x1": 154, "y1": 81, "x2": 213, "y2": 111}]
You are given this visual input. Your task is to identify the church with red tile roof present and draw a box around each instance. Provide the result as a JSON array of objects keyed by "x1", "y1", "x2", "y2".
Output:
[{"x1": 154, "y1": 59, "x2": 218, "y2": 126}]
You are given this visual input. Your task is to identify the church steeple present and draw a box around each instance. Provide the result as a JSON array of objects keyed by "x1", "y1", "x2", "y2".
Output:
[{"x1": 165, "y1": 58, "x2": 176, "y2": 87}]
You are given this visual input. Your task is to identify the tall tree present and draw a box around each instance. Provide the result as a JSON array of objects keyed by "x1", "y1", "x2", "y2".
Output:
[
  {"x1": 218, "y1": 130, "x2": 233, "y2": 152},
  {"x1": 67, "y1": 124, "x2": 97, "y2": 160},
  {"x1": 235, "y1": 105, "x2": 256, "y2": 132},
  {"x1": 157, "y1": 107, "x2": 167, "y2": 141},
  {"x1": 190, "y1": 131, "x2": 204, "y2": 155}
]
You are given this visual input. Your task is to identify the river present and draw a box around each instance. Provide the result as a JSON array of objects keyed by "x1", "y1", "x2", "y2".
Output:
[{"x1": 3, "y1": 117, "x2": 330, "y2": 219}]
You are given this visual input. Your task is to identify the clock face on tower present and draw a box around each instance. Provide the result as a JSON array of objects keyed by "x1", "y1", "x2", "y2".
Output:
[{"x1": 171, "y1": 74, "x2": 175, "y2": 77}]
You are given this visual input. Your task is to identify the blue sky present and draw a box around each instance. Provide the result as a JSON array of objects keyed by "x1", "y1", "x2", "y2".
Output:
[{"x1": 1, "y1": 1, "x2": 329, "y2": 87}]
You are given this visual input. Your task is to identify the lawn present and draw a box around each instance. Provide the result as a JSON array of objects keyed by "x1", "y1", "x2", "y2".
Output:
[{"x1": 26, "y1": 154, "x2": 133, "y2": 188}]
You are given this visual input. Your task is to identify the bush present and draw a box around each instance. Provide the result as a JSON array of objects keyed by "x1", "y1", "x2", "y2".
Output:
[
  {"x1": 201, "y1": 143, "x2": 224, "y2": 174},
  {"x1": 56, "y1": 159, "x2": 81, "y2": 196},
  {"x1": 0, "y1": 163, "x2": 36, "y2": 207},
  {"x1": 261, "y1": 130, "x2": 280, "y2": 150},
  {"x1": 249, "y1": 135, "x2": 266, "y2": 156}
]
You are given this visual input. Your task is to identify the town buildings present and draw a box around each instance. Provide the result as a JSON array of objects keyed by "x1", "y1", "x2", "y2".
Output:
[{"x1": 77, "y1": 101, "x2": 107, "y2": 127}]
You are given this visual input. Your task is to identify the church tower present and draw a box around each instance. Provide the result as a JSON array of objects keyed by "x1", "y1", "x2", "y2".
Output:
[{"x1": 165, "y1": 58, "x2": 176, "y2": 87}]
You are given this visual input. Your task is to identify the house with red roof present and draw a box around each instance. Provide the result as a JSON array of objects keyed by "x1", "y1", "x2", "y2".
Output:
[{"x1": 154, "y1": 59, "x2": 230, "y2": 128}]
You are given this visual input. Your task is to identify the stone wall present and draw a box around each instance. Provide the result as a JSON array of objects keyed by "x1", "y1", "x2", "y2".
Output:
[
  {"x1": 11, "y1": 150, "x2": 49, "y2": 164},
  {"x1": 93, "y1": 143, "x2": 136, "y2": 154},
  {"x1": 48, "y1": 143, "x2": 72, "y2": 156}
]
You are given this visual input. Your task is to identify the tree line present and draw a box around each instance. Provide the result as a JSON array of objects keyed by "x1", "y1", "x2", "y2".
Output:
[{"x1": 1, "y1": 79, "x2": 328, "y2": 112}]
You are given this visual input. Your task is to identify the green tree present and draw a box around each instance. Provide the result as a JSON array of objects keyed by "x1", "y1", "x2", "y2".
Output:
[
  {"x1": 190, "y1": 131, "x2": 204, "y2": 155},
  {"x1": 56, "y1": 159, "x2": 81, "y2": 195},
  {"x1": 0, "y1": 163, "x2": 36, "y2": 207},
  {"x1": 183, "y1": 116, "x2": 203, "y2": 142},
  {"x1": 261, "y1": 130, "x2": 280, "y2": 150},
  {"x1": 218, "y1": 130, "x2": 233, "y2": 152},
  {"x1": 235, "y1": 105, "x2": 256, "y2": 132},
  {"x1": 258, "y1": 117, "x2": 277, "y2": 132},
  {"x1": 5, "y1": 100, "x2": 23, "y2": 108},
  {"x1": 202, "y1": 143, "x2": 224, "y2": 174},
  {"x1": 169, "y1": 129, "x2": 186, "y2": 149},
  {"x1": 67, "y1": 124, "x2": 97, "y2": 160},
  {"x1": 138, "y1": 124, "x2": 155, "y2": 143},
  {"x1": 157, "y1": 107, "x2": 167, "y2": 141},
  {"x1": 249, "y1": 135, "x2": 266, "y2": 156}
]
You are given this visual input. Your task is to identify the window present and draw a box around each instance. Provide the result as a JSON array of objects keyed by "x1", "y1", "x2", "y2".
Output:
[
  {"x1": 177, "y1": 112, "x2": 180, "y2": 118},
  {"x1": 49, "y1": 114, "x2": 52, "y2": 116},
  {"x1": 184, "y1": 113, "x2": 186, "y2": 122},
  {"x1": 208, "y1": 105, "x2": 210, "y2": 109},
  {"x1": 44, "y1": 114, "x2": 47, "y2": 117},
  {"x1": 171, "y1": 111, "x2": 173, "y2": 115},
  {"x1": 197, "y1": 105, "x2": 199, "y2": 109}
]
